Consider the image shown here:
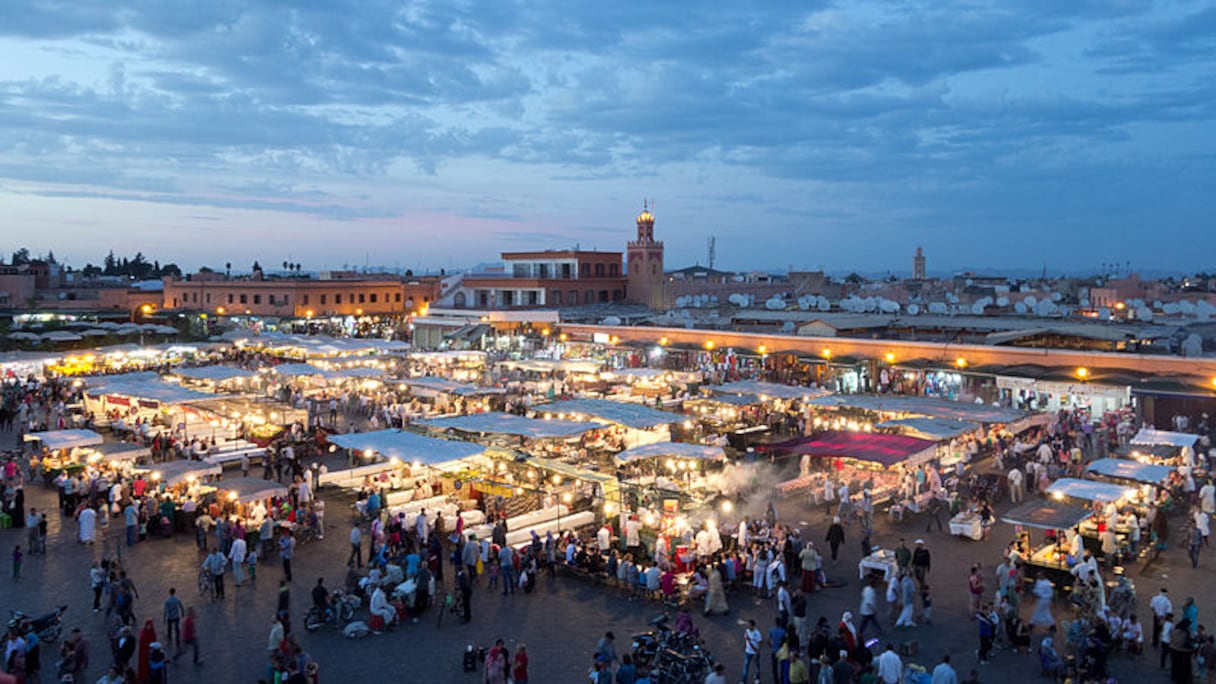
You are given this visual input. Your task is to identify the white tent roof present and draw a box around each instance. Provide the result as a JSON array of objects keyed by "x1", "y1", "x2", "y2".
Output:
[
  {"x1": 614, "y1": 442, "x2": 726, "y2": 463},
  {"x1": 23, "y1": 429, "x2": 105, "y2": 450},
  {"x1": 218, "y1": 477, "x2": 289, "y2": 504},
  {"x1": 535, "y1": 399, "x2": 678, "y2": 429},
  {"x1": 328, "y1": 429, "x2": 485, "y2": 465},
  {"x1": 1045, "y1": 478, "x2": 1133, "y2": 503},
  {"x1": 420, "y1": 412, "x2": 607, "y2": 438},
  {"x1": 1085, "y1": 458, "x2": 1173, "y2": 485},
  {"x1": 149, "y1": 459, "x2": 223, "y2": 485},
  {"x1": 1130, "y1": 428, "x2": 1200, "y2": 448},
  {"x1": 86, "y1": 376, "x2": 218, "y2": 404},
  {"x1": 173, "y1": 366, "x2": 256, "y2": 382},
  {"x1": 402, "y1": 377, "x2": 505, "y2": 396},
  {"x1": 709, "y1": 380, "x2": 831, "y2": 401}
]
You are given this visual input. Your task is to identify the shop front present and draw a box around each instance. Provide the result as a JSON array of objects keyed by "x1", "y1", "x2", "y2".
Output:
[{"x1": 996, "y1": 376, "x2": 1130, "y2": 416}]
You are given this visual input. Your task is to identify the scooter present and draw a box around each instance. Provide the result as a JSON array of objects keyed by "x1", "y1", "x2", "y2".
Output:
[
  {"x1": 8, "y1": 604, "x2": 67, "y2": 643},
  {"x1": 304, "y1": 591, "x2": 359, "y2": 632}
]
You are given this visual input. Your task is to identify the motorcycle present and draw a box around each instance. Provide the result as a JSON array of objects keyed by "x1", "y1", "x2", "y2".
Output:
[
  {"x1": 8, "y1": 604, "x2": 67, "y2": 643},
  {"x1": 304, "y1": 591, "x2": 359, "y2": 632}
]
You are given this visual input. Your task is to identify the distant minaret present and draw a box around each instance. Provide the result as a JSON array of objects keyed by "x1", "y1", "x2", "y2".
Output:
[
  {"x1": 913, "y1": 246, "x2": 926, "y2": 280},
  {"x1": 626, "y1": 201, "x2": 666, "y2": 308}
]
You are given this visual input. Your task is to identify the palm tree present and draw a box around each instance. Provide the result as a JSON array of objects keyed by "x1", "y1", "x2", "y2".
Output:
[{"x1": 225, "y1": 262, "x2": 231, "y2": 277}]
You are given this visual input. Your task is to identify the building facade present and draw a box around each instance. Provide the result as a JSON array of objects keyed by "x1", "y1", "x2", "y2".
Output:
[
  {"x1": 444, "y1": 250, "x2": 626, "y2": 309},
  {"x1": 161, "y1": 272, "x2": 440, "y2": 318},
  {"x1": 626, "y1": 203, "x2": 666, "y2": 308}
]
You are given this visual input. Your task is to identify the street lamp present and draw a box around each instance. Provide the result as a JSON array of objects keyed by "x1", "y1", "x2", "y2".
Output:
[
  {"x1": 954, "y1": 357, "x2": 967, "y2": 369},
  {"x1": 1076, "y1": 367, "x2": 1089, "y2": 380},
  {"x1": 821, "y1": 348, "x2": 832, "y2": 360},
  {"x1": 885, "y1": 352, "x2": 896, "y2": 363}
]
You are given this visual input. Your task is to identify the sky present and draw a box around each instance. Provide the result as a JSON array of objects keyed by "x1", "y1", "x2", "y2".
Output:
[{"x1": 0, "y1": 0, "x2": 1213, "y2": 276}]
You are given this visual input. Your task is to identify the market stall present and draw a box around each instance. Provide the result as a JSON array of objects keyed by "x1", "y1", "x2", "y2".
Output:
[
  {"x1": 148, "y1": 458, "x2": 223, "y2": 486},
  {"x1": 534, "y1": 398, "x2": 678, "y2": 448},
  {"x1": 1130, "y1": 428, "x2": 1201, "y2": 466},
  {"x1": 1085, "y1": 459, "x2": 1173, "y2": 486},
  {"x1": 23, "y1": 429, "x2": 104, "y2": 451},
  {"x1": 324, "y1": 429, "x2": 486, "y2": 489},
  {"x1": 1001, "y1": 500, "x2": 1095, "y2": 588},
  {"x1": 1045, "y1": 478, "x2": 1140, "y2": 556},
  {"x1": 768, "y1": 431, "x2": 938, "y2": 504}
]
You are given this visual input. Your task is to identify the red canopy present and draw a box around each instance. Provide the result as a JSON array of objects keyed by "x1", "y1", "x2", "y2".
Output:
[{"x1": 768, "y1": 430, "x2": 938, "y2": 467}]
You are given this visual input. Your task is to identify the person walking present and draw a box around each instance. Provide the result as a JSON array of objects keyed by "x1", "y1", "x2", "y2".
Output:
[
  {"x1": 90, "y1": 561, "x2": 107, "y2": 612},
  {"x1": 825, "y1": 518, "x2": 845, "y2": 565},
  {"x1": 977, "y1": 604, "x2": 997, "y2": 664},
  {"x1": 876, "y1": 644, "x2": 902, "y2": 684},
  {"x1": 858, "y1": 579, "x2": 883, "y2": 637},
  {"x1": 279, "y1": 529, "x2": 296, "y2": 582},
  {"x1": 924, "y1": 497, "x2": 944, "y2": 533},
  {"x1": 742, "y1": 619, "x2": 763, "y2": 684},
  {"x1": 912, "y1": 540, "x2": 931, "y2": 588},
  {"x1": 931, "y1": 655, "x2": 958, "y2": 684},
  {"x1": 229, "y1": 534, "x2": 248, "y2": 587},
  {"x1": 348, "y1": 523, "x2": 363, "y2": 568},
  {"x1": 173, "y1": 606, "x2": 201, "y2": 665},
  {"x1": 162, "y1": 588, "x2": 183, "y2": 651},
  {"x1": 1007, "y1": 467, "x2": 1024, "y2": 503},
  {"x1": 457, "y1": 566, "x2": 473, "y2": 623},
  {"x1": 203, "y1": 547, "x2": 226, "y2": 599}
]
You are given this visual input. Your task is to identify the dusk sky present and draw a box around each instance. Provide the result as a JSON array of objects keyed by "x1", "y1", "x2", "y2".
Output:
[{"x1": 1, "y1": 1, "x2": 1213, "y2": 275}]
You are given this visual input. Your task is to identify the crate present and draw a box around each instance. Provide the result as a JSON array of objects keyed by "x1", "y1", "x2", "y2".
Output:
[{"x1": 899, "y1": 640, "x2": 919, "y2": 656}]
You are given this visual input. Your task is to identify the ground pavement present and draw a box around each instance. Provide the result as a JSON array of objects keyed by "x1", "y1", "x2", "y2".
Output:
[{"x1": 0, "y1": 432, "x2": 1207, "y2": 683}]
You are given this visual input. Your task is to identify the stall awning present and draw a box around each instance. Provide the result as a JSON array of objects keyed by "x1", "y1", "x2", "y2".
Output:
[
  {"x1": 875, "y1": 417, "x2": 977, "y2": 441},
  {"x1": 709, "y1": 381, "x2": 831, "y2": 401},
  {"x1": 23, "y1": 429, "x2": 105, "y2": 450},
  {"x1": 614, "y1": 442, "x2": 726, "y2": 463},
  {"x1": 1001, "y1": 500, "x2": 1094, "y2": 530},
  {"x1": 806, "y1": 395, "x2": 1027, "y2": 424},
  {"x1": 401, "y1": 377, "x2": 506, "y2": 396},
  {"x1": 328, "y1": 429, "x2": 485, "y2": 465},
  {"x1": 767, "y1": 431, "x2": 938, "y2": 467},
  {"x1": 173, "y1": 366, "x2": 256, "y2": 382},
  {"x1": 150, "y1": 459, "x2": 223, "y2": 485},
  {"x1": 1130, "y1": 428, "x2": 1200, "y2": 448},
  {"x1": 419, "y1": 412, "x2": 607, "y2": 438},
  {"x1": 219, "y1": 477, "x2": 289, "y2": 504},
  {"x1": 92, "y1": 442, "x2": 151, "y2": 463},
  {"x1": 1045, "y1": 478, "x2": 1131, "y2": 503},
  {"x1": 692, "y1": 394, "x2": 762, "y2": 407},
  {"x1": 521, "y1": 455, "x2": 618, "y2": 485},
  {"x1": 1085, "y1": 458, "x2": 1173, "y2": 485},
  {"x1": 536, "y1": 399, "x2": 679, "y2": 429},
  {"x1": 604, "y1": 368, "x2": 668, "y2": 380},
  {"x1": 85, "y1": 375, "x2": 219, "y2": 404}
]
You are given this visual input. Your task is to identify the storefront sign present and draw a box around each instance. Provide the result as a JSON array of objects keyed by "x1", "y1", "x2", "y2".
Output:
[
  {"x1": 997, "y1": 376, "x2": 1129, "y2": 402},
  {"x1": 106, "y1": 395, "x2": 130, "y2": 407}
]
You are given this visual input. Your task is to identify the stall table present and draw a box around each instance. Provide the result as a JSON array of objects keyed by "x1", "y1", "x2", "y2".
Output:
[
  {"x1": 950, "y1": 512, "x2": 984, "y2": 541},
  {"x1": 858, "y1": 549, "x2": 899, "y2": 581}
]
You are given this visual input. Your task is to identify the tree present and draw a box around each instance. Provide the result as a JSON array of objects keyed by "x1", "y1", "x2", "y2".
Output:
[
  {"x1": 160, "y1": 263, "x2": 182, "y2": 277},
  {"x1": 103, "y1": 251, "x2": 117, "y2": 275},
  {"x1": 82, "y1": 263, "x2": 102, "y2": 278},
  {"x1": 10, "y1": 248, "x2": 30, "y2": 265},
  {"x1": 45, "y1": 250, "x2": 56, "y2": 264},
  {"x1": 225, "y1": 262, "x2": 232, "y2": 277},
  {"x1": 252, "y1": 261, "x2": 262, "y2": 272}
]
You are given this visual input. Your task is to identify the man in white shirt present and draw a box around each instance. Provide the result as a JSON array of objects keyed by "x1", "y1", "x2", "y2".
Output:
[
  {"x1": 741, "y1": 619, "x2": 762, "y2": 684},
  {"x1": 1149, "y1": 588, "x2": 1173, "y2": 648},
  {"x1": 877, "y1": 643, "x2": 903, "y2": 684},
  {"x1": 1007, "y1": 468, "x2": 1024, "y2": 503}
]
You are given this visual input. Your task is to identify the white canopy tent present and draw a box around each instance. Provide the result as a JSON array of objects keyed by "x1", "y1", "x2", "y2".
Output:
[
  {"x1": 419, "y1": 412, "x2": 607, "y2": 438},
  {"x1": 218, "y1": 477, "x2": 289, "y2": 504},
  {"x1": 1130, "y1": 429, "x2": 1200, "y2": 448},
  {"x1": 614, "y1": 442, "x2": 727, "y2": 463},
  {"x1": 709, "y1": 380, "x2": 831, "y2": 401},
  {"x1": 328, "y1": 429, "x2": 486, "y2": 466},
  {"x1": 149, "y1": 459, "x2": 223, "y2": 485},
  {"x1": 1045, "y1": 478, "x2": 1133, "y2": 503},
  {"x1": 23, "y1": 429, "x2": 105, "y2": 450}
]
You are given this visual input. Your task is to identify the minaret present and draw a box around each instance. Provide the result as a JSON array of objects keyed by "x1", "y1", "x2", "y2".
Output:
[
  {"x1": 626, "y1": 201, "x2": 665, "y2": 308},
  {"x1": 913, "y1": 246, "x2": 926, "y2": 280}
]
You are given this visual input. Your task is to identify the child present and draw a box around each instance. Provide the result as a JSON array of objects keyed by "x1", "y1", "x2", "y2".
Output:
[
  {"x1": 247, "y1": 548, "x2": 258, "y2": 582},
  {"x1": 12, "y1": 545, "x2": 22, "y2": 580},
  {"x1": 920, "y1": 584, "x2": 933, "y2": 625}
]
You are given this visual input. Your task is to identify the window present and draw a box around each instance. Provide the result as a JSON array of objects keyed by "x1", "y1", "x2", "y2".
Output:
[
  {"x1": 584, "y1": 290, "x2": 594, "y2": 305},
  {"x1": 239, "y1": 294, "x2": 247, "y2": 304},
  {"x1": 550, "y1": 290, "x2": 562, "y2": 306},
  {"x1": 568, "y1": 290, "x2": 577, "y2": 304},
  {"x1": 581, "y1": 263, "x2": 591, "y2": 278},
  {"x1": 598, "y1": 290, "x2": 608, "y2": 303},
  {"x1": 394, "y1": 293, "x2": 401, "y2": 302},
  {"x1": 358, "y1": 293, "x2": 365, "y2": 303},
  {"x1": 528, "y1": 291, "x2": 538, "y2": 306},
  {"x1": 191, "y1": 292, "x2": 197, "y2": 303},
  {"x1": 303, "y1": 295, "x2": 309, "y2": 305},
  {"x1": 253, "y1": 295, "x2": 261, "y2": 305},
  {"x1": 205, "y1": 293, "x2": 211, "y2": 304},
  {"x1": 228, "y1": 294, "x2": 234, "y2": 304},
  {"x1": 513, "y1": 263, "x2": 529, "y2": 278},
  {"x1": 320, "y1": 294, "x2": 327, "y2": 305},
  {"x1": 595, "y1": 263, "x2": 605, "y2": 277},
  {"x1": 609, "y1": 264, "x2": 619, "y2": 277},
  {"x1": 335, "y1": 294, "x2": 342, "y2": 304},
  {"x1": 370, "y1": 293, "x2": 378, "y2": 303},
  {"x1": 612, "y1": 289, "x2": 623, "y2": 301},
  {"x1": 561, "y1": 264, "x2": 572, "y2": 279},
  {"x1": 538, "y1": 264, "x2": 549, "y2": 279}
]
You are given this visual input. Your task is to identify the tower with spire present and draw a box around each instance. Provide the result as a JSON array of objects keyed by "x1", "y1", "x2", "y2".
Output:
[
  {"x1": 626, "y1": 200, "x2": 666, "y2": 308},
  {"x1": 913, "y1": 246, "x2": 926, "y2": 280}
]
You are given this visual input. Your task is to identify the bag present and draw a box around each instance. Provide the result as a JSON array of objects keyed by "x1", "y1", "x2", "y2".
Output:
[
  {"x1": 476, "y1": 558, "x2": 483, "y2": 575},
  {"x1": 518, "y1": 570, "x2": 528, "y2": 588}
]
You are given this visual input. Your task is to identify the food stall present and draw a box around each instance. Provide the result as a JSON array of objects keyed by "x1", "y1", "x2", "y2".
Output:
[
  {"x1": 323, "y1": 429, "x2": 486, "y2": 489},
  {"x1": 534, "y1": 398, "x2": 678, "y2": 448},
  {"x1": 24, "y1": 429, "x2": 106, "y2": 478},
  {"x1": 614, "y1": 441, "x2": 729, "y2": 507},
  {"x1": 1044, "y1": 478, "x2": 1138, "y2": 554},
  {"x1": 172, "y1": 365, "x2": 258, "y2": 392},
  {"x1": 149, "y1": 458, "x2": 223, "y2": 486},
  {"x1": 767, "y1": 431, "x2": 938, "y2": 505},
  {"x1": 1129, "y1": 428, "x2": 1202, "y2": 467},
  {"x1": 416, "y1": 411, "x2": 609, "y2": 458},
  {"x1": 1001, "y1": 500, "x2": 1095, "y2": 588}
]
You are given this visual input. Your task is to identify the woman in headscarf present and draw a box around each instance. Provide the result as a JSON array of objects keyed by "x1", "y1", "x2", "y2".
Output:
[
  {"x1": 137, "y1": 619, "x2": 158, "y2": 683},
  {"x1": 838, "y1": 612, "x2": 858, "y2": 653},
  {"x1": 483, "y1": 640, "x2": 508, "y2": 684},
  {"x1": 705, "y1": 563, "x2": 729, "y2": 616}
]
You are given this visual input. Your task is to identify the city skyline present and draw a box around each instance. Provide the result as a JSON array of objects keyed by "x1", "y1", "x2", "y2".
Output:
[{"x1": 1, "y1": 1, "x2": 1213, "y2": 273}]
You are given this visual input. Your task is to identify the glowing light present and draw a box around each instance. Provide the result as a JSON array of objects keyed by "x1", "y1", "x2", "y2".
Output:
[
  {"x1": 885, "y1": 352, "x2": 896, "y2": 363},
  {"x1": 355, "y1": 308, "x2": 363, "y2": 316},
  {"x1": 758, "y1": 345, "x2": 767, "y2": 355},
  {"x1": 562, "y1": 492, "x2": 572, "y2": 503},
  {"x1": 216, "y1": 307, "x2": 226, "y2": 315},
  {"x1": 140, "y1": 304, "x2": 153, "y2": 315},
  {"x1": 305, "y1": 310, "x2": 314, "y2": 318},
  {"x1": 821, "y1": 348, "x2": 832, "y2": 359},
  {"x1": 1115, "y1": 302, "x2": 1125, "y2": 310},
  {"x1": 227, "y1": 492, "x2": 238, "y2": 502},
  {"x1": 683, "y1": 420, "x2": 693, "y2": 429},
  {"x1": 659, "y1": 337, "x2": 669, "y2": 346},
  {"x1": 552, "y1": 475, "x2": 562, "y2": 485},
  {"x1": 954, "y1": 357, "x2": 967, "y2": 368},
  {"x1": 559, "y1": 333, "x2": 568, "y2": 342},
  {"x1": 364, "y1": 449, "x2": 375, "y2": 458},
  {"x1": 1076, "y1": 367, "x2": 1089, "y2": 380},
  {"x1": 1051, "y1": 491, "x2": 1064, "y2": 501},
  {"x1": 151, "y1": 471, "x2": 162, "y2": 481},
  {"x1": 720, "y1": 500, "x2": 733, "y2": 514},
  {"x1": 541, "y1": 329, "x2": 550, "y2": 337}
]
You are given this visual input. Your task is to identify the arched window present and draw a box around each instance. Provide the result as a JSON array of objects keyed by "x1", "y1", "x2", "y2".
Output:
[{"x1": 595, "y1": 263, "x2": 605, "y2": 277}]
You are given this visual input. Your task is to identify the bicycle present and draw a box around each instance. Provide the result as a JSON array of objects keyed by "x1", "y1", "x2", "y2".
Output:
[
  {"x1": 436, "y1": 591, "x2": 462, "y2": 629},
  {"x1": 198, "y1": 569, "x2": 216, "y2": 603}
]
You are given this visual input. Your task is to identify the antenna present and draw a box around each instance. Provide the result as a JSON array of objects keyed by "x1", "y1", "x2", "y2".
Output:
[{"x1": 707, "y1": 236, "x2": 716, "y2": 269}]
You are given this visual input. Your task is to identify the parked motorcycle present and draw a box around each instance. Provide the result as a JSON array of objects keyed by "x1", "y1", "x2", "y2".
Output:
[
  {"x1": 8, "y1": 604, "x2": 67, "y2": 643},
  {"x1": 304, "y1": 591, "x2": 359, "y2": 632}
]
